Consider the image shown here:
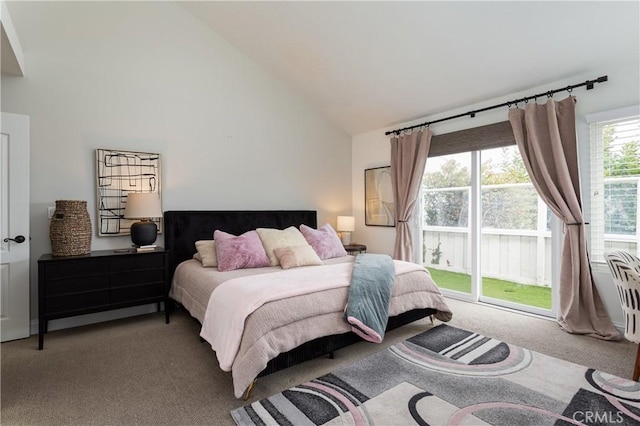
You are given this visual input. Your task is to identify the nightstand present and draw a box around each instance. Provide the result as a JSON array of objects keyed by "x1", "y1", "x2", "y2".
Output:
[
  {"x1": 344, "y1": 244, "x2": 367, "y2": 255},
  {"x1": 37, "y1": 247, "x2": 170, "y2": 350}
]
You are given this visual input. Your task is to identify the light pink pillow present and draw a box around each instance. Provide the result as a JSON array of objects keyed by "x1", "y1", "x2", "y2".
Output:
[
  {"x1": 214, "y1": 230, "x2": 271, "y2": 272},
  {"x1": 274, "y1": 245, "x2": 323, "y2": 269},
  {"x1": 299, "y1": 223, "x2": 348, "y2": 260},
  {"x1": 256, "y1": 226, "x2": 309, "y2": 266}
]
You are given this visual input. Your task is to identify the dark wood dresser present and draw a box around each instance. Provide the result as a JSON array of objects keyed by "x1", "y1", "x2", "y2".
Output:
[{"x1": 37, "y1": 248, "x2": 170, "y2": 349}]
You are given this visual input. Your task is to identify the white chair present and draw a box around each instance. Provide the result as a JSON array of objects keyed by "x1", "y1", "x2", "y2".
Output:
[{"x1": 605, "y1": 250, "x2": 640, "y2": 381}]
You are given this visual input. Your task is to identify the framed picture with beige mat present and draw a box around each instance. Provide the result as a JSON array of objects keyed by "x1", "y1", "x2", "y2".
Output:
[{"x1": 365, "y1": 166, "x2": 395, "y2": 227}]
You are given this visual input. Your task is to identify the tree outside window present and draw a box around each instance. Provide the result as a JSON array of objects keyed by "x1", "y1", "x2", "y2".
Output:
[{"x1": 423, "y1": 147, "x2": 539, "y2": 230}]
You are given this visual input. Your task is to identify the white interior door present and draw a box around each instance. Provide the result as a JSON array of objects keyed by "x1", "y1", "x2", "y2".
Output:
[{"x1": 0, "y1": 112, "x2": 30, "y2": 341}]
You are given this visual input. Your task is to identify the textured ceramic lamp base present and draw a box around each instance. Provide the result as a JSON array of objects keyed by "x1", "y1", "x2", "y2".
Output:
[{"x1": 130, "y1": 221, "x2": 157, "y2": 246}]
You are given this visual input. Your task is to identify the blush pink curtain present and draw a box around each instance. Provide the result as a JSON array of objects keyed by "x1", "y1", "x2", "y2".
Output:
[
  {"x1": 508, "y1": 96, "x2": 619, "y2": 340},
  {"x1": 390, "y1": 129, "x2": 432, "y2": 261}
]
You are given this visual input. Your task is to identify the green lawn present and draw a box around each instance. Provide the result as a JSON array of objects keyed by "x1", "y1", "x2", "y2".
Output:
[{"x1": 427, "y1": 268, "x2": 552, "y2": 309}]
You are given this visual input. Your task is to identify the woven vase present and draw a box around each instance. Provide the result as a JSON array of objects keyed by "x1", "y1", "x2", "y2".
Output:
[{"x1": 49, "y1": 200, "x2": 92, "y2": 256}]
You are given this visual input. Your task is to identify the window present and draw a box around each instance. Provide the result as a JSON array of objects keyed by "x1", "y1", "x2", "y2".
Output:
[{"x1": 589, "y1": 107, "x2": 640, "y2": 263}]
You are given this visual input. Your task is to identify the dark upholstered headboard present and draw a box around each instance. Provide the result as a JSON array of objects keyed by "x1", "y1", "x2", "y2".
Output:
[{"x1": 163, "y1": 210, "x2": 317, "y2": 276}]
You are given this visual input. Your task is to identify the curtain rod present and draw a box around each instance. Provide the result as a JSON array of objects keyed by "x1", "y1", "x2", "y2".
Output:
[{"x1": 385, "y1": 75, "x2": 608, "y2": 136}]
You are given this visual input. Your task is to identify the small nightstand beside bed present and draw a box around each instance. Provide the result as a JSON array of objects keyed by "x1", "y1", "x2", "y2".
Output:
[{"x1": 164, "y1": 210, "x2": 452, "y2": 398}]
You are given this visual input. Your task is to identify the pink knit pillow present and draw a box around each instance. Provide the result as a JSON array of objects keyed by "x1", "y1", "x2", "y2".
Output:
[
  {"x1": 214, "y1": 230, "x2": 271, "y2": 272},
  {"x1": 299, "y1": 224, "x2": 348, "y2": 260}
]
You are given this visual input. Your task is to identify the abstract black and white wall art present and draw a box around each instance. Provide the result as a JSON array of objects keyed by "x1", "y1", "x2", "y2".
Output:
[{"x1": 95, "y1": 148, "x2": 162, "y2": 237}]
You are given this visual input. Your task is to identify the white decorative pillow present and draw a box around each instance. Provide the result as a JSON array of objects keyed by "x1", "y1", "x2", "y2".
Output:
[
  {"x1": 274, "y1": 245, "x2": 323, "y2": 269},
  {"x1": 256, "y1": 226, "x2": 309, "y2": 266},
  {"x1": 195, "y1": 240, "x2": 217, "y2": 268}
]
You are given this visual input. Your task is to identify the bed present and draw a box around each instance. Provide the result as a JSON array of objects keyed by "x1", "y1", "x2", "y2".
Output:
[{"x1": 164, "y1": 210, "x2": 452, "y2": 398}]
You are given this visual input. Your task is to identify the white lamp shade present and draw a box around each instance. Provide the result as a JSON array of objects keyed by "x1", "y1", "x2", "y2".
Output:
[
  {"x1": 337, "y1": 216, "x2": 355, "y2": 232},
  {"x1": 124, "y1": 192, "x2": 162, "y2": 219}
]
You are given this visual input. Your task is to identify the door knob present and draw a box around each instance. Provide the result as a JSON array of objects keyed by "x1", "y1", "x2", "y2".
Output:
[{"x1": 3, "y1": 235, "x2": 26, "y2": 243}]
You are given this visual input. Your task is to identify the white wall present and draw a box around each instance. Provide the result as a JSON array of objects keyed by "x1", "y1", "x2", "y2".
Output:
[
  {"x1": 353, "y1": 63, "x2": 640, "y2": 327},
  {"x1": 1, "y1": 2, "x2": 352, "y2": 325}
]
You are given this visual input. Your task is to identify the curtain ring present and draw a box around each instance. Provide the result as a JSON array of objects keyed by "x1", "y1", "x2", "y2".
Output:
[
  {"x1": 566, "y1": 86, "x2": 573, "y2": 94},
  {"x1": 547, "y1": 91, "x2": 553, "y2": 98}
]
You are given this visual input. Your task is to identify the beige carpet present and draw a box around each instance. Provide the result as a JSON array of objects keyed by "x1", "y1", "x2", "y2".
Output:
[{"x1": 1, "y1": 298, "x2": 636, "y2": 425}]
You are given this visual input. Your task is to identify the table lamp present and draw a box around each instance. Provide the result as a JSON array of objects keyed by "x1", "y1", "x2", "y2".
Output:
[
  {"x1": 337, "y1": 215, "x2": 355, "y2": 245},
  {"x1": 124, "y1": 192, "x2": 162, "y2": 247}
]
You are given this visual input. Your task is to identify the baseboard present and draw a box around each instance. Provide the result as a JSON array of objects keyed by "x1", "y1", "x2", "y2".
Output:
[
  {"x1": 446, "y1": 297, "x2": 627, "y2": 338},
  {"x1": 29, "y1": 303, "x2": 161, "y2": 335},
  {"x1": 479, "y1": 302, "x2": 627, "y2": 337}
]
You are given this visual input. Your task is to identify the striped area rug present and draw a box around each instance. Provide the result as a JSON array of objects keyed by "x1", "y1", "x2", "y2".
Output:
[{"x1": 231, "y1": 324, "x2": 640, "y2": 425}]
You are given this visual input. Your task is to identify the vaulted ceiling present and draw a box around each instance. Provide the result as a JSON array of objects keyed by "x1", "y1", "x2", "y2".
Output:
[{"x1": 180, "y1": 1, "x2": 640, "y2": 135}]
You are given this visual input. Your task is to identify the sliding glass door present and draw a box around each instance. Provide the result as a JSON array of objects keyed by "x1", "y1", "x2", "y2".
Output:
[
  {"x1": 479, "y1": 146, "x2": 552, "y2": 314},
  {"x1": 423, "y1": 147, "x2": 555, "y2": 316},
  {"x1": 423, "y1": 152, "x2": 473, "y2": 296}
]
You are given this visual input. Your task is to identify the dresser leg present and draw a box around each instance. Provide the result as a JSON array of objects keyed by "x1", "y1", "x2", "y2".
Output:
[{"x1": 38, "y1": 320, "x2": 44, "y2": 350}]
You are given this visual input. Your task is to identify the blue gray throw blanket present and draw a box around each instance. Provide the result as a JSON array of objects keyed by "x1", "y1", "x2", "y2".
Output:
[{"x1": 344, "y1": 253, "x2": 395, "y2": 343}]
